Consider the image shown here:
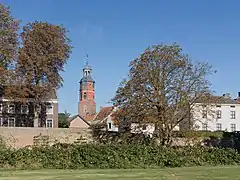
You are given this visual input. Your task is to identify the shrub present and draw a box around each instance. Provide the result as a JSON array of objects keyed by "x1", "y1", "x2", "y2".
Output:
[{"x1": 0, "y1": 142, "x2": 240, "y2": 169}]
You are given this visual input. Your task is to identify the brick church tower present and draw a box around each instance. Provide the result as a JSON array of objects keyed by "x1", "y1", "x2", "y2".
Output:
[{"x1": 78, "y1": 56, "x2": 96, "y2": 119}]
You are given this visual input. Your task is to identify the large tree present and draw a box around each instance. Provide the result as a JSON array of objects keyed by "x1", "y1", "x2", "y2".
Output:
[
  {"x1": 112, "y1": 43, "x2": 215, "y2": 145},
  {"x1": 0, "y1": 4, "x2": 19, "y2": 84},
  {"x1": 17, "y1": 21, "x2": 72, "y2": 127}
]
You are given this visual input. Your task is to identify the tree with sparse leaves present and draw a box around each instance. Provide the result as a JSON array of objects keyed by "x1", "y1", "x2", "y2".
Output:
[
  {"x1": 0, "y1": 4, "x2": 19, "y2": 84},
  {"x1": 112, "y1": 43, "x2": 215, "y2": 145},
  {"x1": 16, "y1": 21, "x2": 72, "y2": 127}
]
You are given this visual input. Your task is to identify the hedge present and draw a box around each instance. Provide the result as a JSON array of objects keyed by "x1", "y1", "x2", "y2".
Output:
[{"x1": 1, "y1": 143, "x2": 240, "y2": 169}]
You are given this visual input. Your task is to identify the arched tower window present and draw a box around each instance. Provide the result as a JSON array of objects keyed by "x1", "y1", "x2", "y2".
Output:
[{"x1": 83, "y1": 92, "x2": 87, "y2": 99}]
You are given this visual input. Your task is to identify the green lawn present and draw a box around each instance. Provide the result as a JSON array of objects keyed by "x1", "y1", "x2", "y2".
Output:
[{"x1": 0, "y1": 166, "x2": 240, "y2": 179}]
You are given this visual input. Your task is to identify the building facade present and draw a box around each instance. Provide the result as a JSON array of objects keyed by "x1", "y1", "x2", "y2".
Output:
[
  {"x1": 0, "y1": 89, "x2": 58, "y2": 128},
  {"x1": 191, "y1": 93, "x2": 240, "y2": 132}
]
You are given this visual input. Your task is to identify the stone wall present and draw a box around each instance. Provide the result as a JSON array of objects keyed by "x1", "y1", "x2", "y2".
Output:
[{"x1": 0, "y1": 127, "x2": 93, "y2": 149}]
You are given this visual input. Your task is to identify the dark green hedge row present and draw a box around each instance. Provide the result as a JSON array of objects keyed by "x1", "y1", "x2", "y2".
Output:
[
  {"x1": 1, "y1": 143, "x2": 240, "y2": 169},
  {"x1": 172, "y1": 130, "x2": 224, "y2": 139}
]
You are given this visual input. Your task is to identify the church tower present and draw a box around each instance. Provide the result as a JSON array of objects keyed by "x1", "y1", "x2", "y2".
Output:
[{"x1": 78, "y1": 55, "x2": 96, "y2": 118}]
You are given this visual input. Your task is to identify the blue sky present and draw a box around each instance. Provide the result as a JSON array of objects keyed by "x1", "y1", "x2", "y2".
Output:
[{"x1": 2, "y1": 0, "x2": 240, "y2": 115}]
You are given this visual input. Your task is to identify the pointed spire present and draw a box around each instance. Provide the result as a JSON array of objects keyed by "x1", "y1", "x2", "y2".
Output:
[{"x1": 85, "y1": 53, "x2": 89, "y2": 66}]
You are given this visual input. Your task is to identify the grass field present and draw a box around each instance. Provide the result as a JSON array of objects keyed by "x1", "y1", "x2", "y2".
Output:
[{"x1": 0, "y1": 166, "x2": 240, "y2": 179}]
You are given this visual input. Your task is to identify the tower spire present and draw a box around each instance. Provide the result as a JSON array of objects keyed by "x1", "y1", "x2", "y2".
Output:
[{"x1": 85, "y1": 53, "x2": 89, "y2": 66}]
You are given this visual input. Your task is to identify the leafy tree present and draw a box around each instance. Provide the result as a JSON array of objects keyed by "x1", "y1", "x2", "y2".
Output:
[
  {"x1": 16, "y1": 21, "x2": 72, "y2": 127},
  {"x1": 58, "y1": 111, "x2": 70, "y2": 128},
  {"x1": 0, "y1": 4, "x2": 19, "y2": 84},
  {"x1": 112, "y1": 43, "x2": 215, "y2": 145}
]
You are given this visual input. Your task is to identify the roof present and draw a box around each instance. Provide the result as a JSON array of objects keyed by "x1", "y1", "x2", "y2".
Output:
[
  {"x1": 80, "y1": 76, "x2": 95, "y2": 83},
  {"x1": 94, "y1": 106, "x2": 114, "y2": 121},
  {"x1": 196, "y1": 94, "x2": 240, "y2": 105},
  {"x1": 68, "y1": 114, "x2": 91, "y2": 126},
  {"x1": 0, "y1": 85, "x2": 57, "y2": 100},
  {"x1": 84, "y1": 114, "x2": 95, "y2": 121}
]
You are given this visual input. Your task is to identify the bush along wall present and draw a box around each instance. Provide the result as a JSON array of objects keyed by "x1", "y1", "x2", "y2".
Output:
[{"x1": 1, "y1": 143, "x2": 240, "y2": 169}]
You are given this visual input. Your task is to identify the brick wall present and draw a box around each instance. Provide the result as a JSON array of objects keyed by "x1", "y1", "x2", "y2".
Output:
[{"x1": 0, "y1": 127, "x2": 93, "y2": 149}]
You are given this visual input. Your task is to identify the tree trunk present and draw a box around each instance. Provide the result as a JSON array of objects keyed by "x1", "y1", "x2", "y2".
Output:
[{"x1": 33, "y1": 110, "x2": 38, "y2": 127}]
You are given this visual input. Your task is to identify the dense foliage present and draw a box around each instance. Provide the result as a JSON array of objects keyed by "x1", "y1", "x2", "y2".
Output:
[
  {"x1": 112, "y1": 44, "x2": 215, "y2": 145},
  {"x1": 58, "y1": 111, "x2": 71, "y2": 128},
  {"x1": 0, "y1": 4, "x2": 19, "y2": 84},
  {"x1": 1, "y1": 142, "x2": 240, "y2": 170}
]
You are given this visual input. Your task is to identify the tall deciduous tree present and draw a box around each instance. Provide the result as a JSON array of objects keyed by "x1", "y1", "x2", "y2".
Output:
[
  {"x1": 0, "y1": 4, "x2": 19, "y2": 84},
  {"x1": 17, "y1": 21, "x2": 72, "y2": 126},
  {"x1": 112, "y1": 43, "x2": 215, "y2": 145}
]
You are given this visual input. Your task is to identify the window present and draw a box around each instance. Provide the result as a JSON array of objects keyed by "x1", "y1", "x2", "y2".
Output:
[
  {"x1": 2, "y1": 118, "x2": 7, "y2": 127},
  {"x1": 8, "y1": 104, "x2": 15, "y2": 114},
  {"x1": 8, "y1": 118, "x2": 15, "y2": 127},
  {"x1": 216, "y1": 123, "x2": 222, "y2": 131},
  {"x1": 202, "y1": 123, "x2": 207, "y2": 130},
  {"x1": 216, "y1": 105, "x2": 221, "y2": 108},
  {"x1": 231, "y1": 124, "x2": 236, "y2": 132},
  {"x1": 0, "y1": 117, "x2": 2, "y2": 126},
  {"x1": 202, "y1": 110, "x2": 207, "y2": 118},
  {"x1": 46, "y1": 119, "x2": 53, "y2": 128},
  {"x1": 21, "y1": 105, "x2": 29, "y2": 114},
  {"x1": 0, "y1": 104, "x2": 2, "y2": 113},
  {"x1": 230, "y1": 111, "x2": 236, "y2": 119},
  {"x1": 83, "y1": 92, "x2": 87, "y2": 99},
  {"x1": 46, "y1": 104, "x2": 53, "y2": 114},
  {"x1": 230, "y1": 105, "x2": 235, "y2": 108},
  {"x1": 142, "y1": 125, "x2": 147, "y2": 130},
  {"x1": 216, "y1": 110, "x2": 221, "y2": 119},
  {"x1": 108, "y1": 123, "x2": 112, "y2": 129}
]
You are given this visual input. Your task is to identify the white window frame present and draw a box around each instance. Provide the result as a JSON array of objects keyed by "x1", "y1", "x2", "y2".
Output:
[
  {"x1": 0, "y1": 117, "x2": 2, "y2": 126},
  {"x1": 8, "y1": 118, "x2": 15, "y2": 127},
  {"x1": 202, "y1": 110, "x2": 207, "y2": 118},
  {"x1": 46, "y1": 119, "x2": 53, "y2": 128},
  {"x1": 231, "y1": 124, "x2": 236, "y2": 132},
  {"x1": 216, "y1": 123, "x2": 222, "y2": 131},
  {"x1": 0, "y1": 104, "x2": 2, "y2": 113},
  {"x1": 46, "y1": 104, "x2": 53, "y2": 115},
  {"x1": 21, "y1": 105, "x2": 29, "y2": 114},
  {"x1": 230, "y1": 111, "x2": 236, "y2": 119},
  {"x1": 108, "y1": 122, "x2": 112, "y2": 129},
  {"x1": 202, "y1": 123, "x2": 207, "y2": 130},
  {"x1": 8, "y1": 104, "x2": 15, "y2": 114},
  {"x1": 216, "y1": 110, "x2": 221, "y2": 119}
]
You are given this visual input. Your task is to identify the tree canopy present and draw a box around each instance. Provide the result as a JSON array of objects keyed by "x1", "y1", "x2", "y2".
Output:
[
  {"x1": 112, "y1": 43, "x2": 215, "y2": 145},
  {"x1": 58, "y1": 111, "x2": 71, "y2": 128},
  {"x1": 0, "y1": 4, "x2": 19, "y2": 84},
  {"x1": 0, "y1": 3, "x2": 72, "y2": 127}
]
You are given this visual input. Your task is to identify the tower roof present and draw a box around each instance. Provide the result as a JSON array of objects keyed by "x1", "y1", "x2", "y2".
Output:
[
  {"x1": 80, "y1": 76, "x2": 95, "y2": 83},
  {"x1": 80, "y1": 54, "x2": 95, "y2": 83}
]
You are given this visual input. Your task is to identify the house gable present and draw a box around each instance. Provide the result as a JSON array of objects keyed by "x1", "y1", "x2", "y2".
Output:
[{"x1": 69, "y1": 115, "x2": 90, "y2": 128}]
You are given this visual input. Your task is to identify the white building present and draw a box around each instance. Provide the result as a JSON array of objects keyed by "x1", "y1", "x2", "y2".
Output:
[
  {"x1": 190, "y1": 93, "x2": 240, "y2": 132},
  {"x1": 92, "y1": 106, "x2": 157, "y2": 135}
]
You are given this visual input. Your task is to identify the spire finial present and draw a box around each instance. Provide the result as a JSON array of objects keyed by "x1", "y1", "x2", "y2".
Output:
[{"x1": 85, "y1": 53, "x2": 89, "y2": 66}]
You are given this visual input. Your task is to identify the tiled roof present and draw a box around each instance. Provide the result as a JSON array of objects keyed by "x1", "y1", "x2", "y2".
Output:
[
  {"x1": 0, "y1": 85, "x2": 57, "y2": 99},
  {"x1": 94, "y1": 106, "x2": 114, "y2": 121},
  {"x1": 196, "y1": 94, "x2": 240, "y2": 105},
  {"x1": 84, "y1": 114, "x2": 95, "y2": 121}
]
